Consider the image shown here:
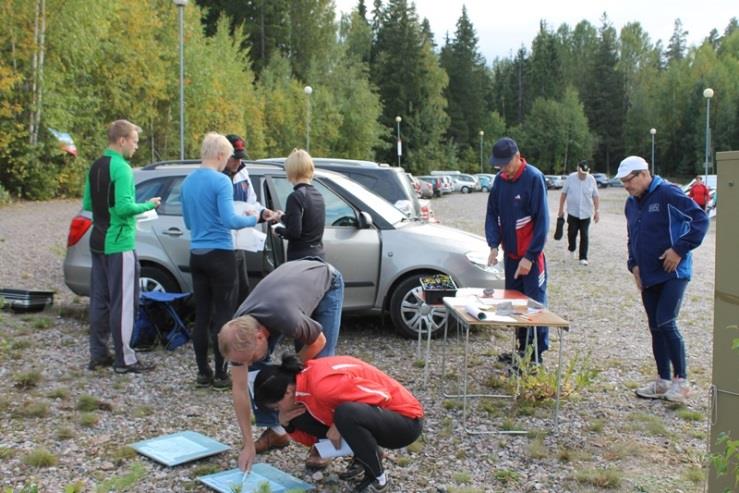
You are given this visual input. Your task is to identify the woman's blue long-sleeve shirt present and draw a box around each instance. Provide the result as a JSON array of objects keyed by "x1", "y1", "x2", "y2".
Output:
[
  {"x1": 625, "y1": 176, "x2": 708, "y2": 288},
  {"x1": 181, "y1": 167, "x2": 257, "y2": 250}
]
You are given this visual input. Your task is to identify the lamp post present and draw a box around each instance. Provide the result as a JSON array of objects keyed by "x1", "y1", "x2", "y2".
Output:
[
  {"x1": 173, "y1": 0, "x2": 187, "y2": 160},
  {"x1": 649, "y1": 128, "x2": 656, "y2": 175},
  {"x1": 304, "y1": 85, "x2": 313, "y2": 152},
  {"x1": 395, "y1": 116, "x2": 402, "y2": 167},
  {"x1": 479, "y1": 130, "x2": 484, "y2": 173},
  {"x1": 703, "y1": 88, "x2": 714, "y2": 180}
]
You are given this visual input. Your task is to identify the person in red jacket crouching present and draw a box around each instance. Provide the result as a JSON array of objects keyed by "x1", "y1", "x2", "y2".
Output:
[{"x1": 254, "y1": 354, "x2": 424, "y2": 493}]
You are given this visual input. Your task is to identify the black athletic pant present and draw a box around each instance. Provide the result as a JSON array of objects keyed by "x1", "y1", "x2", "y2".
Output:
[
  {"x1": 566, "y1": 214, "x2": 591, "y2": 261},
  {"x1": 233, "y1": 249, "x2": 251, "y2": 307},
  {"x1": 291, "y1": 402, "x2": 423, "y2": 478},
  {"x1": 190, "y1": 249, "x2": 236, "y2": 378}
]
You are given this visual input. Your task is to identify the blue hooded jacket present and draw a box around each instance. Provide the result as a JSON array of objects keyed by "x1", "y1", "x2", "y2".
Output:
[{"x1": 625, "y1": 176, "x2": 708, "y2": 288}]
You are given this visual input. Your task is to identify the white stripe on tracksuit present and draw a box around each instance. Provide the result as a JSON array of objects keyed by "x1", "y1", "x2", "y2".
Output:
[{"x1": 120, "y1": 251, "x2": 138, "y2": 365}]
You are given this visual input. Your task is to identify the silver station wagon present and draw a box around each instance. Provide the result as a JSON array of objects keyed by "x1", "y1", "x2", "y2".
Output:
[{"x1": 63, "y1": 161, "x2": 503, "y2": 338}]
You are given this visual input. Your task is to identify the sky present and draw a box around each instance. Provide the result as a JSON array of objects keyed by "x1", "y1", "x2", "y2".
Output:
[{"x1": 334, "y1": 0, "x2": 737, "y2": 63}]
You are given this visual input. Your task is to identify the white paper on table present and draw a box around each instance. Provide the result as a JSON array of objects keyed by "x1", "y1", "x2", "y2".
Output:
[
  {"x1": 314, "y1": 438, "x2": 353, "y2": 458},
  {"x1": 136, "y1": 209, "x2": 158, "y2": 222},
  {"x1": 464, "y1": 302, "x2": 487, "y2": 321}
]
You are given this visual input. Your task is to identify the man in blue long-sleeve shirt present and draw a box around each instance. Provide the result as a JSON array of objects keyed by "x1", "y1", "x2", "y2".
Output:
[
  {"x1": 485, "y1": 137, "x2": 550, "y2": 364},
  {"x1": 617, "y1": 156, "x2": 708, "y2": 403}
]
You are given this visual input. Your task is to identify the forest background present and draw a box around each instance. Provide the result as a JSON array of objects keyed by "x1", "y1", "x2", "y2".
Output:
[{"x1": 0, "y1": 0, "x2": 737, "y2": 201}]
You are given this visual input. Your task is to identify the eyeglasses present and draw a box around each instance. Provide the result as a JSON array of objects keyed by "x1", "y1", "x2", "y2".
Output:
[{"x1": 621, "y1": 171, "x2": 642, "y2": 184}]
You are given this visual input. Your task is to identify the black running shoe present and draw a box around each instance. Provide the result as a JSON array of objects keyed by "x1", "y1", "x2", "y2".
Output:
[
  {"x1": 113, "y1": 361, "x2": 156, "y2": 374},
  {"x1": 87, "y1": 355, "x2": 114, "y2": 371},
  {"x1": 352, "y1": 475, "x2": 390, "y2": 492},
  {"x1": 339, "y1": 459, "x2": 364, "y2": 481}
]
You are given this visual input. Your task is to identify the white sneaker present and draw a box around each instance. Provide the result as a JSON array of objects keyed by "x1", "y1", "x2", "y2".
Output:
[
  {"x1": 664, "y1": 378, "x2": 690, "y2": 403},
  {"x1": 569, "y1": 250, "x2": 577, "y2": 259},
  {"x1": 579, "y1": 259, "x2": 589, "y2": 266},
  {"x1": 635, "y1": 378, "x2": 671, "y2": 399}
]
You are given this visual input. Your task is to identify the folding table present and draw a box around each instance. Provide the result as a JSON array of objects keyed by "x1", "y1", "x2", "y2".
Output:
[{"x1": 440, "y1": 288, "x2": 570, "y2": 435}]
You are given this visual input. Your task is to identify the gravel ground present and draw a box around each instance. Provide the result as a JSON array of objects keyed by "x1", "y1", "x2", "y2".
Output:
[{"x1": 0, "y1": 189, "x2": 715, "y2": 492}]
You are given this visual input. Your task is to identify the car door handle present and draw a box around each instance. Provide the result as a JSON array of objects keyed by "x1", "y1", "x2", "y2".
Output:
[{"x1": 162, "y1": 228, "x2": 183, "y2": 237}]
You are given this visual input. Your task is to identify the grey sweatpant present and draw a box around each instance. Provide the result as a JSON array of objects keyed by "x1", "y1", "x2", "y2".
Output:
[{"x1": 89, "y1": 251, "x2": 139, "y2": 367}]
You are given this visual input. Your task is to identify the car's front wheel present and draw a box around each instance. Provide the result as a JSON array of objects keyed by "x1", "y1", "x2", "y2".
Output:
[
  {"x1": 461, "y1": 186, "x2": 470, "y2": 193},
  {"x1": 389, "y1": 274, "x2": 448, "y2": 339},
  {"x1": 140, "y1": 264, "x2": 180, "y2": 293}
]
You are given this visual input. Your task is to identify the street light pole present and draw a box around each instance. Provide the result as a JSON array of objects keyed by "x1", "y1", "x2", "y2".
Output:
[
  {"x1": 173, "y1": 0, "x2": 188, "y2": 161},
  {"x1": 304, "y1": 86, "x2": 313, "y2": 152},
  {"x1": 479, "y1": 130, "x2": 484, "y2": 173},
  {"x1": 395, "y1": 116, "x2": 402, "y2": 167},
  {"x1": 703, "y1": 88, "x2": 714, "y2": 181},
  {"x1": 650, "y1": 128, "x2": 656, "y2": 175}
]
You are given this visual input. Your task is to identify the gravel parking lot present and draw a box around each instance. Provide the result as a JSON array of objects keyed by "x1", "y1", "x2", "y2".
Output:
[{"x1": 0, "y1": 188, "x2": 715, "y2": 492}]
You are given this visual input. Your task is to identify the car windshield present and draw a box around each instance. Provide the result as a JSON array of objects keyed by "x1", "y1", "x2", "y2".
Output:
[{"x1": 324, "y1": 172, "x2": 408, "y2": 225}]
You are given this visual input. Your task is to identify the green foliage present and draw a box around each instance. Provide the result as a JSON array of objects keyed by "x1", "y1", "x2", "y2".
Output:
[
  {"x1": 79, "y1": 412, "x2": 100, "y2": 428},
  {"x1": 13, "y1": 369, "x2": 42, "y2": 389},
  {"x1": 574, "y1": 466, "x2": 622, "y2": 489},
  {"x1": 22, "y1": 448, "x2": 58, "y2": 468},
  {"x1": 710, "y1": 432, "x2": 739, "y2": 490},
  {"x1": 95, "y1": 462, "x2": 146, "y2": 492},
  {"x1": 76, "y1": 394, "x2": 112, "y2": 412},
  {"x1": 64, "y1": 481, "x2": 85, "y2": 493}
]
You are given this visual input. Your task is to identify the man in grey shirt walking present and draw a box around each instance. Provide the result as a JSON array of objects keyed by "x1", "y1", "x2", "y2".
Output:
[{"x1": 557, "y1": 161, "x2": 600, "y2": 265}]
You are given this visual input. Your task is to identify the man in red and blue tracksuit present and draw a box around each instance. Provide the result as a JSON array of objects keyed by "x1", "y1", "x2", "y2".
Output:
[{"x1": 485, "y1": 137, "x2": 549, "y2": 363}]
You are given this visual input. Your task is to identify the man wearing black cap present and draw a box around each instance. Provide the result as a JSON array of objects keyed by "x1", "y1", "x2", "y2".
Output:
[
  {"x1": 484, "y1": 137, "x2": 550, "y2": 364},
  {"x1": 224, "y1": 134, "x2": 278, "y2": 303},
  {"x1": 557, "y1": 160, "x2": 600, "y2": 266}
]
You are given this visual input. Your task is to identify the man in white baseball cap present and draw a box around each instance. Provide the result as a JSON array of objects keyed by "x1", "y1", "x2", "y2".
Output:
[{"x1": 617, "y1": 155, "x2": 708, "y2": 404}]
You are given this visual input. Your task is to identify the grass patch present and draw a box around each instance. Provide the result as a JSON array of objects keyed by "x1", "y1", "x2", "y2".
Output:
[
  {"x1": 0, "y1": 447, "x2": 15, "y2": 460},
  {"x1": 558, "y1": 446, "x2": 592, "y2": 463},
  {"x1": 604, "y1": 441, "x2": 644, "y2": 461},
  {"x1": 111, "y1": 446, "x2": 137, "y2": 463},
  {"x1": 494, "y1": 468, "x2": 519, "y2": 484},
  {"x1": 32, "y1": 317, "x2": 53, "y2": 330},
  {"x1": 396, "y1": 456, "x2": 410, "y2": 466},
  {"x1": 682, "y1": 465, "x2": 704, "y2": 484},
  {"x1": 406, "y1": 437, "x2": 424, "y2": 454},
  {"x1": 452, "y1": 471, "x2": 471, "y2": 484},
  {"x1": 56, "y1": 427, "x2": 75, "y2": 440},
  {"x1": 13, "y1": 369, "x2": 42, "y2": 389},
  {"x1": 79, "y1": 412, "x2": 100, "y2": 428},
  {"x1": 448, "y1": 489, "x2": 484, "y2": 493},
  {"x1": 439, "y1": 417, "x2": 453, "y2": 438},
  {"x1": 132, "y1": 405, "x2": 153, "y2": 418},
  {"x1": 10, "y1": 339, "x2": 32, "y2": 351},
  {"x1": 190, "y1": 463, "x2": 220, "y2": 477},
  {"x1": 479, "y1": 400, "x2": 503, "y2": 417},
  {"x1": 574, "y1": 467, "x2": 622, "y2": 489},
  {"x1": 676, "y1": 408, "x2": 703, "y2": 422},
  {"x1": 443, "y1": 400, "x2": 462, "y2": 410},
  {"x1": 64, "y1": 481, "x2": 85, "y2": 493},
  {"x1": 587, "y1": 418, "x2": 604, "y2": 432},
  {"x1": 500, "y1": 418, "x2": 521, "y2": 432},
  {"x1": 412, "y1": 359, "x2": 426, "y2": 368},
  {"x1": 528, "y1": 436, "x2": 547, "y2": 459},
  {"x1": 47, "y1": 387, "x2": 70, "y2": 399},
  {"x1": 627, "y1": 412, "x2": 672, "y2": 437},
  {"x1": 77, "y1": 394, "x2": 113, "y2": 412},
  {"x1": 22, "y1": 448, "x2": 58, "y2": 468},
  {"x1": 95, "y1": 462, "x2": 146, "y2": 492},
  {"x1": 12, "y1": 400, "x2": 50, "y2": 419}
]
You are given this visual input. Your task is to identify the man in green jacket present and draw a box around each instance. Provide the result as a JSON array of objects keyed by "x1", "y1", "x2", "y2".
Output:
[{"x1": 83, "y1": 120, "x2": 160, "y2": 373}]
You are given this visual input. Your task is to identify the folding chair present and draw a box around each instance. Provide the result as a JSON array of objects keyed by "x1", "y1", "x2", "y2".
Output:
[{"x1": 133, "y1": 291, "x2": 191, "y2": 351}]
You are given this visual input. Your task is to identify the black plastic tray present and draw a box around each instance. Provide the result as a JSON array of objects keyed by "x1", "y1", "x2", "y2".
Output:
[{"x1": 0, "y1": 289, "x2": 55, "y2": 313}]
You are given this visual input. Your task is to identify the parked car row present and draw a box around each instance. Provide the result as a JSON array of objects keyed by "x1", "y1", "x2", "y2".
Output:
[{"x1": 63, "y1": 159, "x2": 504, "y2": 340}]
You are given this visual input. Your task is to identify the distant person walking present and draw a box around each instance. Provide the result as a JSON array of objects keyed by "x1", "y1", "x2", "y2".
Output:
[
  {"x1": 485, "y1": 137, "x2": 550, "y2": 364},
  {"x1": 181, "y1": 132, "x2": 258, "y2": 389},
  {"x1": 616, "y1": 156, "x2": 708, "y2": 403},
  {"x1": 687, "y1": 175, "x2": 710, "y2": 211},
  {"x1": 557, "y1": 160, "x2": 600, "y2": 265},
  {"x1": 273, "y1": 149, "x2": 326, "y2": 261},
  {"x1": 84, "y1": 119, "x2": 159, "y2": 374}
]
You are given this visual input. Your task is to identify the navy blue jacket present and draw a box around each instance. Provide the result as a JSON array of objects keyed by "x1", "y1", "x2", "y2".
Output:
[
  {"x1": 485, "y1": 160, "x2": 549, "y2": 262},
  {"x1": 625, "y1": 176, "x2": 708, "y2": 288}
]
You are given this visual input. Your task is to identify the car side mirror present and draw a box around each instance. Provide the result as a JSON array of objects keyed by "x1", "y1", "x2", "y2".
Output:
[{"x1": 358, "y1": 211, "x2": 373, "y2": 229}]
